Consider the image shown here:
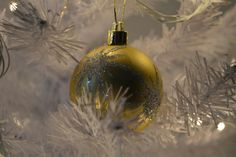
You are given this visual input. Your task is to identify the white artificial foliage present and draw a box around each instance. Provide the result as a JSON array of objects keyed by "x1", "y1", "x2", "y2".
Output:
[
  {"x1": 171, "y1": 54, "x2": 236, "y2": 136},
  {"x1": 0, "y1": 10, "x2": 10, "y2": 78},
  {"x1": 72, "y1": 0, "x2": 138, "y2": 26},
  {"x1": 47, "y1": 95, "x2": 177, "y2": 157},
  {"x1": 132, "y1": 0, "x2": 236, "y2": 92},
  {"x1": 73, "y1": 0, "x2": 111, "y2": 24},
  {"x1": 0, "y1": 0, "x2": 82, "y2": 64},
  {"x1": 137, "y1": 0, "x2": 224, "y2": 23},
  {"x1": 0, "y1": 34, "x2": 10, "y2": 78},
  {"x1": 0, "y1": 107, "x2": 44, "y2": 157},
  {"x1": 0, "y1": 0, "x2": 236, "y2": 157}
]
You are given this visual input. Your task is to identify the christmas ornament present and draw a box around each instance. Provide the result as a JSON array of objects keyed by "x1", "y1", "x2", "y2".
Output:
[{"x1": 70, "y1": 0, "x2": 163, "y2": 131}]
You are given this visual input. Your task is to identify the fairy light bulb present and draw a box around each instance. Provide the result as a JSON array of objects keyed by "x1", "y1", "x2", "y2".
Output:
[
  {"x1": 217, "y1": 122, "x2": 225, "y2": 131},
  {"x1": 9, "y1": 2, "x2": 18, "y2": 12}
]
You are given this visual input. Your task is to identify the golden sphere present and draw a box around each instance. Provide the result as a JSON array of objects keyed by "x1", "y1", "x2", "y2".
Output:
[{"x1": 70, "y1": 45, "x2": 163, "y2": 131}]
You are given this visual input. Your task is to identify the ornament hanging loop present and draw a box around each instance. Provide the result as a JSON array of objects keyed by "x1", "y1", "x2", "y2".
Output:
[
  {"x1": 108, "y1": 0, "x2": 128, "y2": 45},
  {"x1": 113, "y1": 0, "x2": 127, "y2": 27}
]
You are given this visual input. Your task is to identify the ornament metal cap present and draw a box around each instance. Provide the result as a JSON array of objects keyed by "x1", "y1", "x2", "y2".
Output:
[{"x1": 108, "y1": 21, "x2": 128, "y2": 46}]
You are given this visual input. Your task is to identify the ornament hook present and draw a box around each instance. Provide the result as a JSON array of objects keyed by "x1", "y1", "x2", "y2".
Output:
[
  {"x1": 108, "y1": 0, "x2": 128, "y2": 45},
  {"x1": 113, "y1": 0, "x2": 127, "y2": 25}
]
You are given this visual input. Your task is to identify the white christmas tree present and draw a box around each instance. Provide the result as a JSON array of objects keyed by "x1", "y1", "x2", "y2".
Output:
[{"x1": 0, "y1": 0, "x2": 236, "y2": 157}]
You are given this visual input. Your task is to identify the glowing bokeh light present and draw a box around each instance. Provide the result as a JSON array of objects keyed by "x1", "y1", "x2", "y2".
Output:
[
  {"x1": 217, "y1": 122, "x2": 225, "y2": 131},
  {"x1": 9, "y1": 2, "x2": 18, "y2": 12}
]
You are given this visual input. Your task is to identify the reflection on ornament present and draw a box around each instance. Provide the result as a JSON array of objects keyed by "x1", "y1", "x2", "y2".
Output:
[{"x1": 70, "y1": 0, "x2": 163, "y2": 131}]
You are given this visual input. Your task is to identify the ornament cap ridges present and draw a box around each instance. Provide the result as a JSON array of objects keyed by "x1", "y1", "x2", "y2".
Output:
[{"x1": 108, "y1": 21, "x2": 128, "y2": 46}]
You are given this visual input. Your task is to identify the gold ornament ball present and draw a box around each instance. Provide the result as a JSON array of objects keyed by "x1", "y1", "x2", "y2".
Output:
[{"x1": 70, "y1": 45, "x2": 163, "y2": 131}]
